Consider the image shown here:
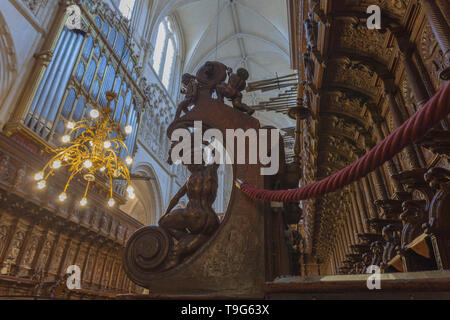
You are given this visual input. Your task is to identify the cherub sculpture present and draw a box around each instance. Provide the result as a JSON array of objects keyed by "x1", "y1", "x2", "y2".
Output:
[
  {"x1": 216, "y1": 67, "x2": 255, "y2": 115},
  {"x1": 174, "y1": 73, "x2": 198, "y2": 120}
]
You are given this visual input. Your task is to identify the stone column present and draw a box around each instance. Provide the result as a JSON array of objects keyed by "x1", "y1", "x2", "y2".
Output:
[
  {"x1": 336, "y1": 238, "x2": 344, "y2": 265},
  {"x1": 370, "y1": 114, "x2": 404, "y2": 193},
  {"x1": 383, "y1": 86, "x2": 421, "y2": 169},
  {"x1": 361, "y1": 177, "x2": 378, "y2": 219},
  {"x1": 353, "y1": 183, "x2": 369, "y2": 233},
  {"x1": 342, "y1": 218, "x2": 352, "y2": 248},
  {"x1": 355, "y1": 181, "x2": 369, "y2": 232},
  {"x1": 331, "y1": 251, "x2": 337, "y2": 274},
  {"x1": 371, "y1": 169, "x2": 389, "y2": 200},
  {"x1": 350, "y1": 207, "x2": 359, "y2": 243},
  {"x1": 350, "y1": 191, "x2": 364, "y2": 234},
  {"x1": 421, "y1": 0, "x2": 450, "y2": 80},
  {"x1": 346, "y1": 200, "x2": 358, "y2": 243},
  {"x1": 338, "y1": 234, "x2": 346, "y2": 262}
]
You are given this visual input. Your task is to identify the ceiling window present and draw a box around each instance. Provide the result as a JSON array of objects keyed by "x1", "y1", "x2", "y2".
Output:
[
  {"x1": 152, "y1": 17, "x2": 178, "y2": 91},
  {"x1": 119, "y1": 0, "x2": 136, "y2": 20}
]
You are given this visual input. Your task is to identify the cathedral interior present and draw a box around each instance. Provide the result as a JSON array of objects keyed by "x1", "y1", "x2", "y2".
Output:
[{"x1": 0, "y1": 0, "x2": 449, "y2": 300}]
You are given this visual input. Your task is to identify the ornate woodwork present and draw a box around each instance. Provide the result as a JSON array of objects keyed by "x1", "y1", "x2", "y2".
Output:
[
  {"x1": 123, "y1": 61, "x2": 292, "y2": 295},
  {"x1": 291, "y1": 0, "x2": 450, "y2": 275}
]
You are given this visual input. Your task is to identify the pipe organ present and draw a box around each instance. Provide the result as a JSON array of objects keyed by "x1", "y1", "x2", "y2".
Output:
[{"x1": 0, "y1": 1, "x2": 152, "y2": 298}]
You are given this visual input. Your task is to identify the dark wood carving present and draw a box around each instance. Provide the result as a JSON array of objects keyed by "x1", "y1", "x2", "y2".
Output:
[
  {"x1": 0, "y1": 133, "x2": 142, "y2": 298},
  {"x1": 424, "y1": 167, "x2": 450, "y2": 269},
  {"x1": 123, "y1": 61, "x2": 278, "y2": 297},
  {"x1": 124, "y1": 158, "x2": 221, "y2": 273}
]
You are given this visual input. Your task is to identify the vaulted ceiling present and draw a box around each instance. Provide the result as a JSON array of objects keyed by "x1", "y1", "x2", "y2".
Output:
[
  {"x1": 168, "y1": 0, "x2": 297, "y2": 128},
  {"x1": 175, "y1": 0, "x2": 291, "y2": 80}
]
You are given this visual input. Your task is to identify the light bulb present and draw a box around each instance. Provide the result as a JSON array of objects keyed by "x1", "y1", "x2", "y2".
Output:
[
  {"x1": 103, "y1": 141, "x2": 111, "y2": 149},
  {"x1": 67, "y1": 122, "x2": 75, "y2": 130},
  {"x1": 89, "y1": 141, "x2": 93, "y2": 147},
  {"x1": 100, "y1": 167, "x2": 106, "y2": 172},
  {"x1": 37, "y1": 180, "x2": 46, "y2": 190},
  {"x1": 128, "y1": 192, "x2": 135, "y2": 200},
  {"x1": 62, "y1": 135, "x2": 70, "y2": 143},
  {"x1": 125, "y1": 125, "x2": 133, "y2": 135},
  {"x1": 80, "y1": 198, "x2": 87, "y2": 207},
  {"x1": 90, "y1": 109, "x2": 99, "y2": 119},
  {"x1": 59, "y1": 193, "x2": 67, "y2": 202},
  {"x1": 34, "y1": 172, "x2": 44, "y2": 181},
  {"x1": 52, "y1": 160, "x2": 62, "y2": 169},
  {"x1": 125, "y1": 156, "x2": 133, "y2": 165},
  {"x1": 84, "y1": 160, "x2": 93, "y2": 169},
  {"x1": 126, "y1": 185, "x2": 134, "y2": 193},
  {"x1": 108, "y1": 198, "x2": 115, "y2": 207}
]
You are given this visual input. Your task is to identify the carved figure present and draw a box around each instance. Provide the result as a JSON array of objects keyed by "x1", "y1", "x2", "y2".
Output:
[
  {"x1": 0, "y1": 225, "x2": 7, "y2": 253},
  {"x1": 424, "y1": 167, "x2": 450, "y2": 234},
  {"x1": 13, "y1": 166, "x2": 26, "y2": 190},
  {"x1": 0, "y1": 156, "x2": 10, "y2": 180},
  {"x1": 370, "y1": 240, "x2": 384, "y2": 267},
  {"x1": 174, "y1": 73, "x2": 198, "y2": 120},
  {"x1": 216, "y1": 68, "x2": 255, "y2": 115},
  {"x1": 304, "y1": 12, "x2": 318, "y2": 49},
  {"x1": 196, "y1": 61, "x2": 228, "y2": 90},
  {"x1": 382, "y1": 224, "x2": 401, "y2": 264},
  {"x1": 303, "y1": 50, "x2": 315, "y2": 84},
  {"x1": 159, "y1": 144, "x2": 220, "y2": 270},
  {"x1": 31, "y1": 270, "x2": 46, "y2": 297},
  {"x1": 400, "y1": 200, "x2": 427, "y2": 249},
  {"x1": 49, "y1": 273, "x2": 70, "y2": 299}
]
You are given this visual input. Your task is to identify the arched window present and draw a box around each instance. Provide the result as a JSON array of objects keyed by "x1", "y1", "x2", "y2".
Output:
[
  {"x1": 119, "y1": 0, "x2": 136, "y2": 19},
  {"x1": 152, "y1": 17, "x2": 177, "y2": 90}
]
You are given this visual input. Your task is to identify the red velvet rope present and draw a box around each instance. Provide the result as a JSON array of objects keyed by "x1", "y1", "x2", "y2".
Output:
[{"x1": 240, "y1": 82, "x2": 450, "y2": 202}]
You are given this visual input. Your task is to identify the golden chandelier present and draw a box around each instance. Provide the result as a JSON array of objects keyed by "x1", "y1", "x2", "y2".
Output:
[{"x1": 34, "y1": 91, "x2": 135, "y2": 208}]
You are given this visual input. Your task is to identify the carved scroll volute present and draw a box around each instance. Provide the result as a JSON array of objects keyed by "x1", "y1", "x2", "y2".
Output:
[{"x1": 123, "y1": 226, "x2": 172, "y2": 283}]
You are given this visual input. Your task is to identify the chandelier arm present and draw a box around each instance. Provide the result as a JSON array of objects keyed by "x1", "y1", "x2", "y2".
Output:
[
  {"x1": 109, "y1": 175, "x2": 113, "y2": 199},
  {"x1": 42, "y1": 144, "x2": 82, "y2": 175},
  {"x1": 68, "y1": 120, "x2": 90, "y2": 131},
  {"x1": 63, "y1": 167, "x2": 83, "y2": 193},
  {"x1": 117, "y1": 161, "x2": 131, "y2": 182},
  {"x1": 108, "y1": 147, "x2": 120, "y2": 175},
  {"x1": 83, "y1": 181, "x2": 91, "y2": 198}
]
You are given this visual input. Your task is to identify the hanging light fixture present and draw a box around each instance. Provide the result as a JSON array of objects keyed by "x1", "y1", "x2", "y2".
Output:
[{"x1": 34, "y1": 91, "x2": 135, "y2": 207}]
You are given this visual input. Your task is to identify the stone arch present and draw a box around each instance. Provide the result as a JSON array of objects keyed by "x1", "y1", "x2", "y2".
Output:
[
  {"x1": 120, "y1": 163, "x2": 163, "y2": 225},
  {"x1": 0, "y1": 12, "x2": 17, "y2": 105}
]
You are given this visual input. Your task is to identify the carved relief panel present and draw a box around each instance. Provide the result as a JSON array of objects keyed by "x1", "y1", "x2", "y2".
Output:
[{"x1": 419, "y1": 22, "x2": 446, "y2": 91}]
